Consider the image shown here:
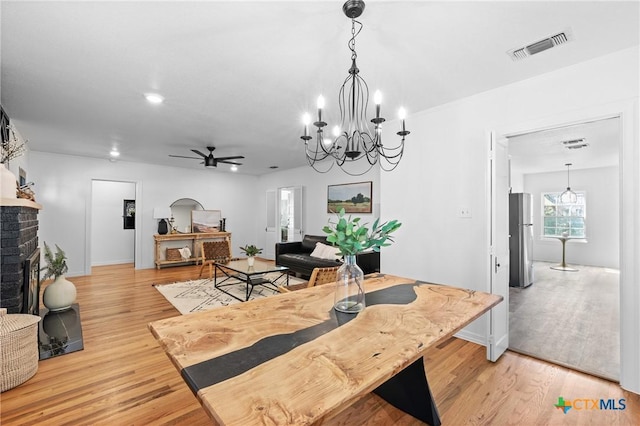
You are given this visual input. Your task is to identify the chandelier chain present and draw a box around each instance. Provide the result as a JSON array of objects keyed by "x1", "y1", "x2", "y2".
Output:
[{"x1": 349, "y1": 19, "x2": 362, "y2": 61}]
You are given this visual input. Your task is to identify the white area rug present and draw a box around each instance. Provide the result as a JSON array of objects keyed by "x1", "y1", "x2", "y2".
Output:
[{"x1": 154, "y1": 273, "x2": 304, "y2": 315}]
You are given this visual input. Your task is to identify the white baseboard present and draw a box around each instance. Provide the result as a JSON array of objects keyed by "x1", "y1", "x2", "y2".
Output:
[
  {"x1": 454, "y1": 329, "x2": 487, "y2": 347},
  {"x1": 91, "y1": 259, "x2": 134, "y2": 267}
]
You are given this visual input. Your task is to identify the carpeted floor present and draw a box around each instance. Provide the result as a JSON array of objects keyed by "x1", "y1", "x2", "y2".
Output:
[
  {"x1": 154, "y1": 273, "x2": 306, "y2": 315},
  {"x1": 509, "y1": 261, "x2": 619, "y2": 381}
]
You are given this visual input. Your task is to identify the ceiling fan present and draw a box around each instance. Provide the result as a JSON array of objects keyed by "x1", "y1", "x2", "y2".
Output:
[{"x1": 169, "y1": 146, "x2": 244, "y2": 168}]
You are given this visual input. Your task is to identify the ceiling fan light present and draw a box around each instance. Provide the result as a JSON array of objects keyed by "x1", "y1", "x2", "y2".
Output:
[{"x1": 204, "y1": 157, "x2": 216, "y2": 168}]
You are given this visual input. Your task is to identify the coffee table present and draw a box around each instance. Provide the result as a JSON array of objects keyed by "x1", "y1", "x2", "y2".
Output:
[
  {"x1": 214, "y1": 259, "x2": 289, "y2": 301},
  {"x1": 149, "y1": 273, "x2": 502, "y2": 425}
]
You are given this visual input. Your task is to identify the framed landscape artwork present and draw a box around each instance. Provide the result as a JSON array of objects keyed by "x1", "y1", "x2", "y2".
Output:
[
  {"x1": 327, "y1": 181, "x2": 372, "y2": 213},
  {"x1": 192, "y1": 210, "x2": 222, "y2": 233}
]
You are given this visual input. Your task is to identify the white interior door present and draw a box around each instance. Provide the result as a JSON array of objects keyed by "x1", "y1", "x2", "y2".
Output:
[
  {"x1": 292, "y1": 186, "x2": 303, "y2": 241},
  {"x1": 264, "y1": 189, "x2": 277, "y2": 259},
  {"x1": 487, "y1": 132, "x2": 510, "y2": 362},
  {"x1": 278, "y1": 186, "x2": 303, "y2": 243}
]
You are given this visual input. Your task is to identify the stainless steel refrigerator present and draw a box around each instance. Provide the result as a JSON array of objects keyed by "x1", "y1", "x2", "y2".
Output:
[{"x1": 509, "y1": 193, "x2": 534, "y2": 288}]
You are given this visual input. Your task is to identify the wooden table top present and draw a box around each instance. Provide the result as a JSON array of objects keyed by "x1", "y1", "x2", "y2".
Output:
[{"x1": 149, "y1": 273, "x2": 502, "y2": 425}]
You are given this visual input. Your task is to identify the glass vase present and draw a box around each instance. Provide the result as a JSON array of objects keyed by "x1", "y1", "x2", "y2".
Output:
[{"x1": 334, "y1": 255, "x2": 365, "y2": 313}]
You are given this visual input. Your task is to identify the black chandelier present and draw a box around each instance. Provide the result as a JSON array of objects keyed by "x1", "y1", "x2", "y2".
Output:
[{"x1": 300, "y1": 0, "x2": 409, "y2": 176}]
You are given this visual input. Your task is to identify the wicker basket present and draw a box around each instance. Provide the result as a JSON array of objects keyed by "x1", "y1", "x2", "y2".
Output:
[
  {"x1": 0, "y1": 308, "x2": 41, "y2": 392},
  {"x1": 166, "y1": 248, "x2": 182, "y2": 261}
]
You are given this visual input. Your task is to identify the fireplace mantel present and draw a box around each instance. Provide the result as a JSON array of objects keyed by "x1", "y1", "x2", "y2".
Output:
[{"x1": 0, "y1": 198, "x2": 42, "y2": 209}]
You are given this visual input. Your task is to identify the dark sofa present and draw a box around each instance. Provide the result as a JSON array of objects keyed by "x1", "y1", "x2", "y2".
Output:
[{"x1": 275, "y1": 234, "x2": 380, "y2": 278}]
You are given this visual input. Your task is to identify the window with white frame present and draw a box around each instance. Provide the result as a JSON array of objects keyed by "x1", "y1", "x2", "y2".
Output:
[{"x1": 542, "y1": 192, "x2": 586, "y2": 238}]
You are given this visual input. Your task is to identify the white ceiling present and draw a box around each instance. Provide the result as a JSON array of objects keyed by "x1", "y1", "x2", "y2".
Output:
[
  {"x1": 508, "y1": 116, "x2": 621, "y2": 175},
  {"x1": 1, "y1": 1, "x2": 638, "y2": 175}
]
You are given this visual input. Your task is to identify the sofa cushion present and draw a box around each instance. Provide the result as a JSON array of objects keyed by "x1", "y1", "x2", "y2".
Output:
[
  {"x1": 310, "y1": 242, "x2": 341, "y2": 261},
  {"x1": 309, "y1": 243, "x2": 326, "y2": 259}
]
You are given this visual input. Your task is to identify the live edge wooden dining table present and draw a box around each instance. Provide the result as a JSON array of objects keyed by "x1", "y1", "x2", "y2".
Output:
[{"x1": 148, "y1": 273, "x2": 502, "y2": 426}]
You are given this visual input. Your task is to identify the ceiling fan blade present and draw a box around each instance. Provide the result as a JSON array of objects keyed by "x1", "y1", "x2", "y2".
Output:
[
  {"x1": 191, "y1": 149, "x2": 208, "y2": 158},
  {"x1": 215, "y1": 156, "x2": 245, "y2": 161},
  {"x1": 169, "y1": 155, "x2": 201, "y2": 160},
  {"x1": 218, "y1": 160, "x2": 243, "y2": 165}
]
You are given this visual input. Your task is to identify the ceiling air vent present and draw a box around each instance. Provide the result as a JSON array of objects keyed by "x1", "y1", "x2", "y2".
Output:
[
  {"x1": 565, "y1": 143, "x2": 589, "y2": 150},
  {"x1": 507, "y1": 28, "x2": 574, "y2": 61},
  {"x1": 561, "y1": 138, "x2": 589, "y2": 150},
  {"x1": 561, "y1": 138, "x2": 585, "y2": 145}
]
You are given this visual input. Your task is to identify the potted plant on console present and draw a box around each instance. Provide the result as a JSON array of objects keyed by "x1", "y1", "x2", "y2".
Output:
[
  {"x1": 323, "y1": 208, "x2": 401, "y2": 314},
  {"x1": 239, "y1": 244, "x2": 263, "y2": 267},
  {"x1": 41, "y1": 242, "x2": 77, "y2": 312}
]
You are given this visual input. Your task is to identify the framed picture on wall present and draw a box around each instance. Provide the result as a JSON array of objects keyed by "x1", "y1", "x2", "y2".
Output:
[
  {"x1": 192, "y1": 210, "x2": 222, "y2": 233},
  {"x1": 327, "y1": 181, "x2": 372, "y2": 213}
]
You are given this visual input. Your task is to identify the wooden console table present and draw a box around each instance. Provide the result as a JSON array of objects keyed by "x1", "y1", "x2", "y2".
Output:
[
  {"x1": 154, "y1": 232, "x2": 231, "y2": 269},
  {"x1": 149, "y1": 273, "x2": 502, "y2": 425}
]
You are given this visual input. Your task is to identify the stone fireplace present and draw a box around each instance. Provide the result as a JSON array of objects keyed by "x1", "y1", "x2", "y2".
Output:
[{"x1": 1, "y1": 199, "x2": 41, "y2": 314}]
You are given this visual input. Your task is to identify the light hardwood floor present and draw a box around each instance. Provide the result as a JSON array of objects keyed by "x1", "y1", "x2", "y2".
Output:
[{"x1": 1, "y1": 264, "x2": 638, "y2": 425}]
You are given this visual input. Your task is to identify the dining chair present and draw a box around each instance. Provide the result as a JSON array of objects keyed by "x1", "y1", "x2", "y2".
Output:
[
  {"x1": 199, "y1": 240, "x2": 232, "y2": 280},
  {"x1": 278, "y1": 266, "x2": 339, "y2": 293}
]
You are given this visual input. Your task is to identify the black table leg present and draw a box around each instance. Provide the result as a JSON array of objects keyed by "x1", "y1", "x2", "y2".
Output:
[{"x1": 373, "y1": 357, "x2": 441, "y2": 426}]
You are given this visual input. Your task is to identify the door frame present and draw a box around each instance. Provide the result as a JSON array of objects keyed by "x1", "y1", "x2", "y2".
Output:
[
  {"x1": 85, "y1": 178, "x2": 142, "y2": 275},
  {"x1": 492, "y1": 98, "x2": 639, "y2": 393}
]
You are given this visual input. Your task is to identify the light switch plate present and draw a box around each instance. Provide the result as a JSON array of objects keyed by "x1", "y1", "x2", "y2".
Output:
[{"x1": 458, "y1": 207, "x2": 472, "y2": 218}]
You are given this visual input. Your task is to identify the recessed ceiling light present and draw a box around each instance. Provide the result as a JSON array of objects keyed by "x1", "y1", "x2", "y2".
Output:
[
  {"x1": 144, "y1": 93, "x2": 164, "y2": 104},
  {"x1": 110, "y1": 149, "x2": 120, "y2": 157},
  {"x1": 230, "y1": 165, "x2": 238, "y2": 172}
]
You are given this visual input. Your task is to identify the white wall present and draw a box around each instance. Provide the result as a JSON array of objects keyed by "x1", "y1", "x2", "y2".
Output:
[
  {"x1": 90, "y1": 180, "x2": 136, "y2": 266},
  {"x1": 28, "y1": 152, "x2": 258, "y2": 275},
  {"x1": 380, "y1": 46, "x2": 639, "y2": 392},
  {"x1": 256, "y1": 164, "x2": 380, "y2": 259},
  {"x1": 525, "y1": 166, "x2": 619, "y2": 268}
]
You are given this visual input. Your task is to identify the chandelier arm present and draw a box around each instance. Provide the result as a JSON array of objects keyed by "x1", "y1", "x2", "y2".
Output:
[
  {"x1": 307, "y1": 155, "x2": 335, "y2": 173},
  {"x1": 341, "y1": 161, "x2": 376, "y2": 177},
  {"x1": 377, "y1": 146, "x2": 404, "y2": 160}
]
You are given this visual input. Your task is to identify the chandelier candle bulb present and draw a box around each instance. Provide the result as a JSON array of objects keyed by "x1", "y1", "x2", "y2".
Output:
[
  {"x1": 305, "y1": 114, "x2": 311, "y2": 137},
  {"x1": 317, "y1": 96, "x2": 325, "y2": 122},
  {"x1": 374, "y1": 90, "x2": 382, "y2": 119},
  {"x1": 399, "y1": 108, "x2": 406, "y2": 132}
]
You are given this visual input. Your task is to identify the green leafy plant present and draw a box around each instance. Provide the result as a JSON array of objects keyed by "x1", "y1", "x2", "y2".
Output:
[
  {"x1": 239, "y1": 244, "x2": 263, "y2": 257},
  {"x1": 323, "y1": 208, "x2": 402, "y2": 256},
  {"x1": 41, "y1": 242, "x2": 69, "y2": 281}
]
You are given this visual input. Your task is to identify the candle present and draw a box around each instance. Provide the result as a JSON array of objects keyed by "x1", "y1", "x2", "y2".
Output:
[
  {"x1": 398, "y1": 107, "x2": 406, "y2": 132},
  {"x1": 374, "y1": 90, "x2": 382, "y2": 119},
  {"x1": 317, "y1": 95, "x2": 325, "y2": 122},
  {"x1": 302, "y1": 113, "x2": 311, "y2": 137}
]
